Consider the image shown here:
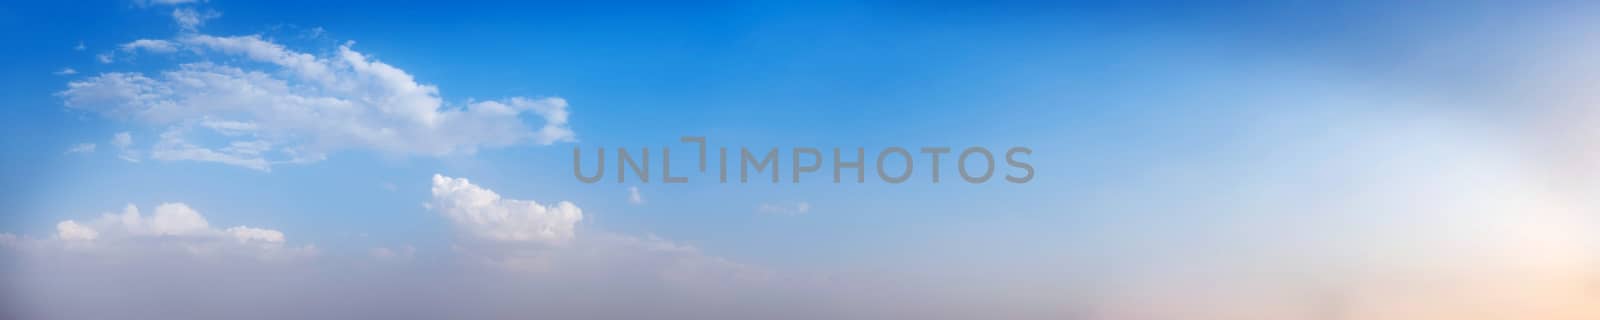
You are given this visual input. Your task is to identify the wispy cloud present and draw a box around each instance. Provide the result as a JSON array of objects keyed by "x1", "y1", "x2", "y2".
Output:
[
  {"x1": 111, "y1": 131, "x2": 139, "y2": 162},
  {"x1": 368, "y1": 245, "x2": 415, "y2": 261},
  {"x1": 64, "y1": 143, "x2": 95, "y2": 154},
  {"x1": 171, "y1": 8, "x2": 220, "y2": 31},
  {"x1": 627, "y1": 186, "x2": 644, "y2": 205},
  {"x1": 117, "y1": 39, "x2": 177, "y2": 53},
  {"x1": 63, "y1": 143, "x2": 94, "y2": 154},
  {"x1": 756, "y1": 201, "x2": 809, "y2": 216}
]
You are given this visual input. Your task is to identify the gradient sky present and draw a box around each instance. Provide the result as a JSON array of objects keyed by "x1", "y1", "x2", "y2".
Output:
[{"x1": 3, "y1": 1, "x2": 1600, "y2": 319}]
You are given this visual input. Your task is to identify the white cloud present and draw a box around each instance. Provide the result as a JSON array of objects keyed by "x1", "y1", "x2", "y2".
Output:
[
  {"x1": 171, "y1": 8, "x2": 219, "y2": 31},
  {"x1": 96, "y1": 52, "x2": 114, "y2": 64},
  {"x1": 54, "y1": 68, "x2": 77, "y2": 76},
  {"x1": 112, "y1": 132, "x2": 133, "y2": 148},
  {"x1": 55, "y1": 221, "x2": 98, "y2": 241},
  {"x1": 112, "y1": 132, "x2": 132, "y2": 148},
  {"x1": 111, "y1": 131, "x2": 139, "y2": 162},
  {"x1": 151, "y1": 127, "x2": 272, "y2": 171},
  {"x1": 112, "y1": 203, "x2": 208, "y2": 236},
  {"x1": 425, "y1": 174, "x2": 772, "y2": 285},
  {"x1": 199, "y1": 119, "x2": 257, "y2": 135},
  {"x1": 2, "y1": 176, "x2": 816, "y2": 319},
  {"x1": 62, "y1": 33, "x2": 576, "y2": 170},
  {"x1": 225, "y1": 226, "x2": 284, "y2": 243},
  {"x1": 429, "y1": 174, "x2": 582, "y2": 246},
  {"x1": 119, "y1": 39, "x2": 178, "y2": 53},
  {"x1": 74, "y1": 41, "x2": 86, "y2": 51},
  {"x1": 757, "y1": 201, "x2": 810, "y2": 215},
  {"x1": 628, "y1": 186, "x2": 644, "y2": 205},
  {"x1": 38, "y1": 203, "x2": 311, "y2": 260},
  {"x1": 64, "y1": 143, "x2": 95, "y2": 154}
]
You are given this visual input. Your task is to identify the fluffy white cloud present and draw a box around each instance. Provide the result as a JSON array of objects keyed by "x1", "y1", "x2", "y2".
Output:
[
  {"x1": 38, "y1": 203, "x2": 310, "y2": 260},
  {"x1": 61, "y1": 32, "x2": 575, "y2": 170},
  {"x1": 424, "y1": 174, "x2": 772, "y2": 287},
  {"x1": 55, "y1": 221, "x2": 98, "y2": 241},
  {"x1": 1, "y1": 176, "x2": 822, "y2": 319},
  {"x1": 60, "y1": 203, "x2": 232, "y2": 239},
  {"x1": 429, "y1": 174, "x2": 581, "y2": 245},
  {"x1": 53, "y1": 68, "x2": 77, "y2": 76}
]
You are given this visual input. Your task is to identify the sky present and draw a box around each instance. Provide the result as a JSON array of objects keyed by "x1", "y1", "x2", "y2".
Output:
[{"x1": 3, "y1": 1, "x2": 1600, "y2": 319}]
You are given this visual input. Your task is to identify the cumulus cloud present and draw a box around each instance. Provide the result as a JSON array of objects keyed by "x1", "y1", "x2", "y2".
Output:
[
  {"x1": 1, "y1": 176, "x2": 809, "y2": 319},
  {"x1": 61, "y1": 32, "x2": 575, "y2": 170},
  {"x1": 60, "y1": 203, "x2": 252, "y2": 241},
  {"x1": 429, "y1": 174, "x2": 581, "y2": 246},
  {"x1": 27, "y1": 203, "x2": 313, "y2": 261},
  {"x1": 0, "y1": 175, "x2": 980, "y2": 320},
  {"x1": 53, "y1": 68, "x2": 77, "y2": 76},
  {"x1": 54, "y1": 221, "x2": 98, "y2": 241},
  {"x1": 425, "y1": 174, "x2": 774, "y2": 293}
]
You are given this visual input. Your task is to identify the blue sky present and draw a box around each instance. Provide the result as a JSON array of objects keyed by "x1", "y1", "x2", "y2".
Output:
[{"x1": 4, "y1": 1, "x2": 1600, "y2": 319}]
